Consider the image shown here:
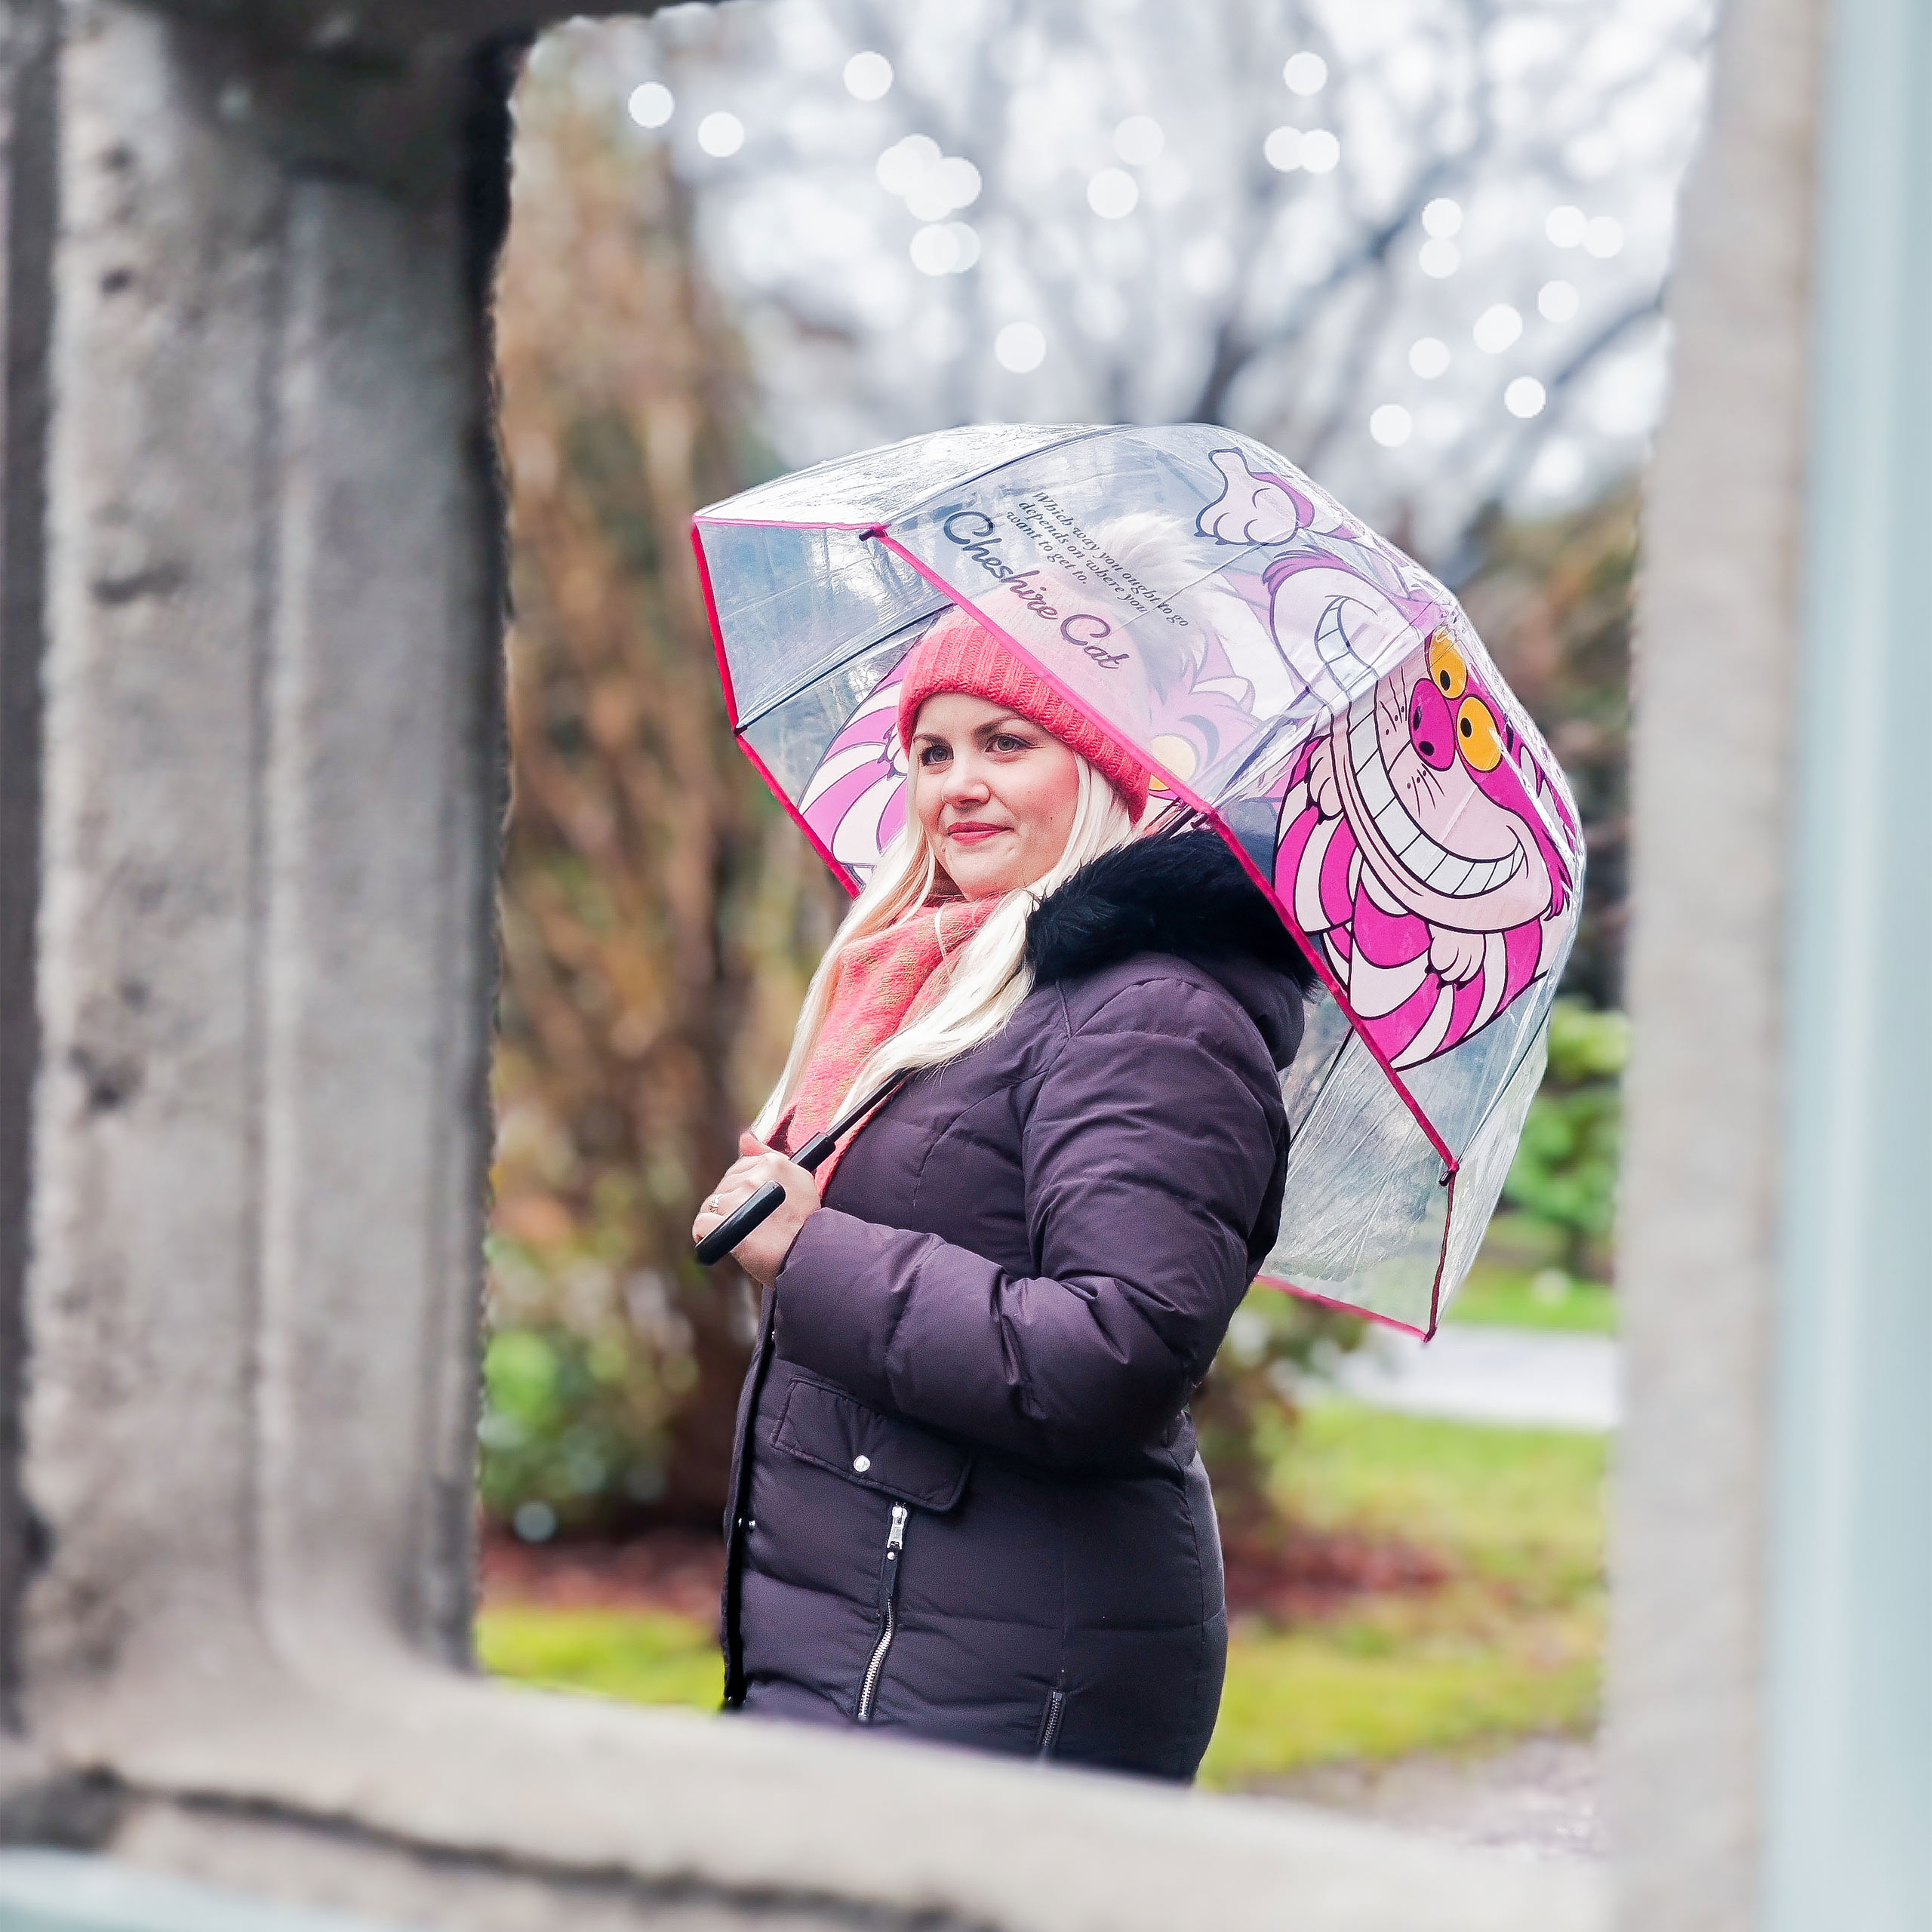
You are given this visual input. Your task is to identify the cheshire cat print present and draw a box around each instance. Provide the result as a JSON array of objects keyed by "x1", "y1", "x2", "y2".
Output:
[
  {"x1": 1271, "y1": 631, "x2": 1576, "y2": 1069},
  {"x1": 796, "y1": 647, "x2": 915, "y2": 886},
  {"x1": 1195, "y1": 445, "x2": 1371, "y2": 549},
  {"x1": 1197, "y1": 447, "x2": 1578, "y2": 1070},
  {"x1": 798, "y1": 447, "x2": 1577, "y2": 1072}
]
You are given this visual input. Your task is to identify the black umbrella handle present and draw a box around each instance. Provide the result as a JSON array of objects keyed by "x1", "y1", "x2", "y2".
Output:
[
  {"x1": 693, "y1": 1127, "x2": 837, "y2": 1266},
  {"x1": 694, "y1": 1182, "x2": 786, "y2": 1266},
  {"x1": 693, "y1": 1073, "x2": 909, "y2": 1267}
]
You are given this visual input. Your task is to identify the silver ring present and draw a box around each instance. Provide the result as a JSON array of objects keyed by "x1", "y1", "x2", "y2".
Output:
[{"x1": 705, "y1": 1194, "x2": 722, "y2": 1211}]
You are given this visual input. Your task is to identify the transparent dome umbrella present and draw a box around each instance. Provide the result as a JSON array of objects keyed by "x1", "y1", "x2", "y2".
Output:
[{"x1": 693, "y1": 424, "x2": 1583, "y2": 1335}]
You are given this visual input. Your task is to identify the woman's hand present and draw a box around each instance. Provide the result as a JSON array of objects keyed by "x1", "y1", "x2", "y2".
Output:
[{"x1": 692, "y1": 1131, "x2": 820, "y2": 1287}]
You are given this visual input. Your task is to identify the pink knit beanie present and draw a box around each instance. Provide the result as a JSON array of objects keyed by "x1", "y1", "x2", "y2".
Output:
[{"x1": 896, "y1": 607, "x2": 1151, "y2": 817}]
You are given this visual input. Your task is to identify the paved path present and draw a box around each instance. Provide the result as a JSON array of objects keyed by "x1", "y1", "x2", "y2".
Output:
[
  {"x1": 1262, "y1": 1735, "x2": 1603, "y2": 1863},
  {"x1": 1322, "y1": 1324, "x2": 1620, "y2": 1432}
]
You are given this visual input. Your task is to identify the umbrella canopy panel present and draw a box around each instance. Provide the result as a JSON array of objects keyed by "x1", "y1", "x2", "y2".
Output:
[{"x1": 694, "y1": 424, "x2": 1583, "y2": 1334}]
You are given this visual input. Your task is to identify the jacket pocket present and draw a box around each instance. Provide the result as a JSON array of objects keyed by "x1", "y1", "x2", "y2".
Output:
[{"x1": 770, "y1": 1374, "x2": 973, "y2": 1512}]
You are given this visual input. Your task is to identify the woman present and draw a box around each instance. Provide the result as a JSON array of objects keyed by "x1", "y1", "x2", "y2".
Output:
[{"x1": 694, "y1": 608, "x2": 1315, "y2": 1781}]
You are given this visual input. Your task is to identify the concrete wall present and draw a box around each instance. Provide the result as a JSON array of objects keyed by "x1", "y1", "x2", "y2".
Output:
[
  {"x1": 1, "y1": 0, "x2": 1890, "y2": 1924},
  {"x1": 0, "y1": 4, "x2": 1609, "y2": 1927}
]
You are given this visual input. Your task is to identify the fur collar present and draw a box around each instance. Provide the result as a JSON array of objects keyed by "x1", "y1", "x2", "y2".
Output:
[{"x1": 1025, "y1": 829, "x2": 1318, "y2": 996}]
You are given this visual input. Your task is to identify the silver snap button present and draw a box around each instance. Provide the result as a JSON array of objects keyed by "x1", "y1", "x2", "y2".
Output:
[{"x1": 852, "y1": 1454, "x2": 871, "y2": 1472}]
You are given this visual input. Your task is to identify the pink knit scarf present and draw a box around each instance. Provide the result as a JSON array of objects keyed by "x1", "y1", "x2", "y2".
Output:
[{"x1": 774, "y1": 894, "x2": 1002, "y2": 1187}]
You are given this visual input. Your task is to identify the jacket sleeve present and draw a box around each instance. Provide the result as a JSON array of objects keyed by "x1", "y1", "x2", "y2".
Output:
[{"x1": 771, "y1": 977, "x2": 1282, "y2": 1469}]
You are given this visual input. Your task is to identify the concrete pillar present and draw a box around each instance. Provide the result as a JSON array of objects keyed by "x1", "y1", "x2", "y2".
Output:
[
  {"x1": 1760, "y1": 0, "x2": 1932, "y2": 1922},
  {"x1": 0, "y1": 0, "x2": 57, "y2": 1746},
  {"x1": 17, "y1": 0, "x2": 513, "y2": 1733},
  {"x1": 1607, "y1": 0, "x2": 1823, "y2": 1921},
  {"x1": 1606, "y1": 0, "x2": 1932, "y2": 1918}
]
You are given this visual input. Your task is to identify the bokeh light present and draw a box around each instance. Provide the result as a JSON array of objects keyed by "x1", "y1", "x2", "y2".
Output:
[
  {"x1": 1538, "y1": 279, "x2": 1580, "y2": 322},
  {"x1": 1088, "y1": 168, "x2": 1140, "y2": 218},
  {"x1": 1422, "y1": 197, "x2": 1463, "y2": 238},
  {"x1": 909, "y1": 226, "x2": 958, "y2": 275},
  {"x1": 513, "y1": 1500, "x2": 558, "y2": 1543},
  {"x1": 1282, "y1": 51, "x2": 1328, "y2": 95},
  {"x1": 909, "y1": 223, "x2": 980, "y2": 275},
  {"x1": 1546, "y1": 203, "x2": 1589, "y2": 248},
  {"x1": 1583, "y1": 215, "x2": 1626, "y2": 258},
  {"x1": 880, "y1": 138, "x2": 981, "y2": 223},
  {"x1": 1409, "y1": 337, "x2": 1451, "y2": 378},
  {"x1": 697, "y1": 112, "x2": 745, "y2": 158},
  {"x1": 1300, "y1": 130, "x2": 1341, "y2": 174},
  {"x1": 1264, "y1": 127, "x2": 1303, "y2": 171},
  {"x1": 934, "y1": 157, "x2": 982, "y2": 209},
  {"x1": 626, "y1": 82, "x2": 673, "y2": 130},
  {"x1": 1505, "y1": 377, "x2": 1548, "y2": 418},
  {"x1": 843, "y1": 51, "x2": 893, "y2": 100},
  {"x1": 1473, "y1": 303, "x2": 1524, "y2": 352},
  {"x1": 1419, "y1": 238, "x2": 1460, "y2": 278},
  {"x1": 994, "y1": 321, "x2": 1047, "y2": 373},
  {"x1": 1369, "y1": 403, "x2": 1414, "y2": 447},
  {"x1": 877, "y1": 134, "x2": 940, "y2": 195}
]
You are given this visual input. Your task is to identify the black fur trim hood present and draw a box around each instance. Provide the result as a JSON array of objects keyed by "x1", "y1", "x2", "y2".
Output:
[{"x1": 1024, "y1": 830, "x2": 1315, "y2": 1068}]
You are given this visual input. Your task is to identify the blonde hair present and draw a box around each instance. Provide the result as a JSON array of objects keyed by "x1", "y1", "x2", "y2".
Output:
[{"x1": 757, "y1": 755, "x2": 1138, "y2": 1137}]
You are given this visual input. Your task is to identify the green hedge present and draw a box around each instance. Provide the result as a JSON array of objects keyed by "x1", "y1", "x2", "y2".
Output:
[{"x1": 1500, "y1": 1001, "x2": 1628, "y2": 1279}]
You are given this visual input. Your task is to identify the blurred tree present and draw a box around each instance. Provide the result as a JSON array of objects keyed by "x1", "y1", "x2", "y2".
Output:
[
  {"x1": 555, "y1": 0, "x2": 1709, "y2": 553},
  {"x1": 488, "y1": 72, "x2": 846, "y2": 1532}
]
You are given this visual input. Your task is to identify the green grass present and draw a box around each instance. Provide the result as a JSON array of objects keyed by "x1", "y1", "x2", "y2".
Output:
[
  {"x1": 479, "y1": 1402, "x2": 1607, "y2": 1788},
  {"x1": 1447, "y1": 1261, "x2": 1617, "y2": 1334},
  {"x1": 477, "y1": 1606, "x2": 721, "y2": 1710},
  {"x1": 1199, "y1": 1401, "x2": 1607, "y2": 1786},
  {"x1": 1275, "y1": 1402, "x2": 1607, "y2": 1597},
  {"x1": 1200, "y1": 1603, "x2": 1600, "y2": 1785}
]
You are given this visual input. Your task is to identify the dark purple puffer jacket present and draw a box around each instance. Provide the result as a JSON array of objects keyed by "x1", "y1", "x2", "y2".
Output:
[{"x1": 721, "y1": 832, "x2": 1312, "y2": 1781}]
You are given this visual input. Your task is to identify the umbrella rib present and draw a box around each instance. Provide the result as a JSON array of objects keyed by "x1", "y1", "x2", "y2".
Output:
[
  {"x1": 718, "y1": 429, "x2": 1124, "y2": 733},
  {"x1": 883, "y1": 423, "x2": 1121, "y2": 528},
  {"x1": 731, "y1": 604, "x2": 948, "y2": 735},
  {"x1": 728, "y1": 424, "x2": 1162, "y2": 735}
]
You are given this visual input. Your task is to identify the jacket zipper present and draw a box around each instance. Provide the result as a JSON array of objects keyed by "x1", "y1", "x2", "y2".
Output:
[
  {"x1": 856, "y1": 1503, "x2": 909, "y2": 1723},
  {"x1": 1038, "y1": 1685, "x2": 1067, "y2": 1758},
  {"x1": 721, "y1": 1300, "x2": 777, "y2": 1709}
]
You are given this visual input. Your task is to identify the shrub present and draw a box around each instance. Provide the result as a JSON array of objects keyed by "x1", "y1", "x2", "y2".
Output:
[
  {"x1": 478, "y1": 1232, "x2": 723, "y2": 1540},
  {"x1": 1194, "y1": 1286, "x2": 1363, "y2": 1535},
  {"x1": 1501, "y1": 1001, "x2": 1629, "y2": 1279}
]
